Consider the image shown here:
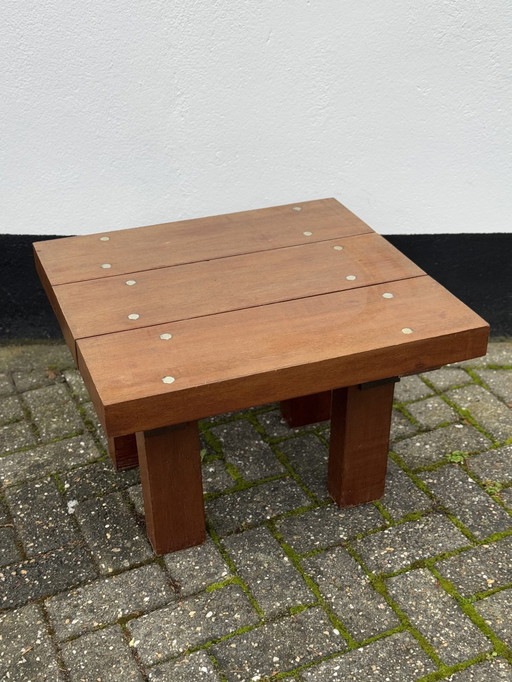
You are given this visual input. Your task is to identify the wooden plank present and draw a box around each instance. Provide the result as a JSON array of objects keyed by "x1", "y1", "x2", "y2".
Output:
[
  {"x1": 136, "y1": 422, "x2": 205, "y2": 554},
  {"x1": 33, "y1": 198, "x2": 373, "y2": 286},
  {"x1": 108, "y1": 434, "x2": 138, "y2": 470},
  {"x1": 76, "y1": 276, "x2": 489, "y2": 436},
  {"x1": 328, "y1": 382, "x2": 395, "y2": 506},
  {"x1": 51, "y1": 233, "x2": 424, "y2": 340},
  {"x1": 280, "y1": 392, "x2": 332, "y2": 427}
]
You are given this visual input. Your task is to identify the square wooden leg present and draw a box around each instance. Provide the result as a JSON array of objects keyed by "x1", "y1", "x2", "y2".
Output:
[
  {"x1": 108, "y1": 434, "x2": 139, "y2": 471},
  {"x1": 136, "y1": 422, "x2": 206, "y2": 555},
  {"x1": 280, "y1": 391, "x2": 332, "y2": 427},
  {"x1": 328, "y1": 380, "x2": 396, "y2": 507}
]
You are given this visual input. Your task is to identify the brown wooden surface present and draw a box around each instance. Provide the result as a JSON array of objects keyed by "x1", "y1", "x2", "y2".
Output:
[
  {"x1": 328, "y1": 381, "x2": 395, "y2": 506},
  {"x1": 76, "y1": 276, "x2": 489, "y2": 437},
  {"x1": 136, "y1": 422, "x2": 205, "y2": 555},
  {"x1": 108, "y1": 434, "x2": 138, "y2": 470},
  {"x1": 280, "y1": 391, "x2": 332, "y2": 427},
  {"x1": 33, "y1": 198, "x2": 373, "y2": 286},
  {"x1": 49, "y1": 233, "x2": 424, "y2": 341}
]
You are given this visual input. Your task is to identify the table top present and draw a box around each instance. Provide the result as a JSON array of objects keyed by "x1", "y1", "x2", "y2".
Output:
[{"x1": 34, "y1": 199, "x2": 489, "y2": 436}]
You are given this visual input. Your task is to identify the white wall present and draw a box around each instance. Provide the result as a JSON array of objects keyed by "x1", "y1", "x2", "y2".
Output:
[{"x1": 1, "y1": 1, "x2": 511, "y2": 236}]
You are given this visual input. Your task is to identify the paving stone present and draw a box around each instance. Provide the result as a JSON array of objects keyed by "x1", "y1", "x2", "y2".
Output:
[
  {"x1": 0, "y1": 603, "x2": 63, "y2": 681},
  {"x1": 436, "y1": 536, "x2": 512, "y2": 597},
  {"x1": 390, "y1": 409, "x2": 418, "y2": 442},
  {"x1": 501, "y1": 487, "x2": 512, "y2": 509},
  {"x1": 0, "y1": 372, "x2": 14, "y2": 396},
  {"x1": 61, "y1": 625, "x2": 143, "y2": 682},
  {"x1": 61, "y1": 460, "x2": 121, "y2": 501},
  {"x1": 0, "y1": 421, "x2": 37, "y2": 455},
  {"x1": 127, "y1": 484, "x2": 144, "y2": 516},
  {"x1": 75, "y1": 492, "x2": 152, "y2": 574},
  {"x1": 475, "y1": 589, "x2": 512, "y2": 648},
  {"x1": 12, "y1": 368, "x2": 64, "y2": 392},
  {"x1": 63, "y1": 368, "x2": 91, "y2": 402},
  {"x1": 129, "y1": 584, "x2": 259, "y2": 665},
  {"x1": 446, "y1": 658, "x2": 512, "y2": 681},
  {"x1": 0, "y1": 526, "x2": 23, "y2": 567},
  {"x1": 0, "y1": 434, "x2": 102, "y2": 485},
  {"x1": 22, "y1": 383, "x2": 70, "y2": 407},
  {"x1": 25, "y1": 396, "x2": 84, "y2": 441},
  {"x1": 392, "y1": 424, "x2": 491, "y2": 469},
  {"x1": 202, "y1": 458, "x2": 235, "y2": 493},
  {"x1": 380, "y1": 459, "x2": 432, "y2": 520},
  {"x1": 80, "y1": 401, "x2": 108, "y2": 448},
  {"x1": 6, "y1": 478, "x2": 78, "y2": 556},
  {"x1": 354, "y1": 514, "x2": 469, "y2": 574},
  {"x1": 0, "y1": 395, "x2": 24, "y2": 425},
  {"x1": 223, "y1": 527, "x2": 314, "y2": 617},
  {"x1": 405, "y1": 396, "x2": 458, "y2": 429},
  {"x1": 475, "y1": 369, "x2": 512, "y2": 404},
  {"x1": 300, "y1": 631, "x2": 436, "y2": 681},
  {"x1": 0, "y1": 344, "x2": 74, "y2": 373},
  {"x1": 453, "y1": 342, "x2": 512, "y2": 368},
  {"x1": 47, "y1": 563, "x2": 173, "y2": 639},
  {"x1": 211, "y1": 420, "x2": 284, "y2": 481},
  {"x1": 304, "y1": 545, "x2": 399, "y2": 640},
  {"x1": 256, "y1": 408, "x2": 310, "y2": 439},
  {"x1": 447, "y1": 384, "x2": 511, "y2": 442},
  {"x1": 278, "y1": 435, "x2": 329, "y2": 499},
  {"x1": 420, "y1": 465, "x2": 512, "y2": 539},
  {"x1": 147, "y1": 651, "x2": 222, "y2": 681},
  {"x1": 0, "y1": 544, "x2": 97, "y2": 609},
  {"x1": 394, "y1": 375, "x2": 433, "y2": 403},
  {"x1": 421, "y1": 367, "x2": 473, "y2": 391},
  {"x1": 276, "y1": 503, "x2": 386, "y2": 555},
  {"x1": 206, "y1": 479, "x2": 311, "y2": 535},
  {"x1": 466, "y1": 444, "x2": 512, "y2": 484},
  {"x1": 387, "y1": 568, "x2": 490, "y2": 665},
  {"x1": 212, "y1": 607, "x2": 343, "y2": 681},
  {"x1": 163, "y1": 537, "x2": 230, "y2": 597}
]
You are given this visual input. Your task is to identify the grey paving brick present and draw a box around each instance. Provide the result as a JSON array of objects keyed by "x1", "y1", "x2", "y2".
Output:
[
  {"x1": 127, "y1": 483, "x2": 144, "y2": 516},
  {"x1": 61, "y1": 625, "x2": 143, "y2": 682},
  {"x1": 206, "y1": 479, "x2": 310, "y2": 535},
  {"x1": 421, "y1": 367, "x2": 473, "y2": 391},
  {"x1": 0, "y1": 544, "x2": 97, "y2": 609},
  {"x1": 80, "y1": 401, "x2": 108, "y2": 448},
  {"x1": 276, "y1": 502, "x2": 386, "y2": 555},
  {"x1": 453, "y1": 342, "x2": 512, "y2": 368},
  {"x1": 211, "y1": 420, "x2": 284, "y2": 481},
  {"x1": 406, "y1": 396, "x2": 458, "y2": 429},
  {"x1": 474, "y1": 590, "x2": 512, "y2": 648},
  {"x1": 75, "y1": 492, "x2": 152, "y2": 574},
  {"x1": 25, "y1": 393, "x2": 84, "y2": 441},
  {"x1": 502, "y1": 487, "x2": 512, "y2": 509},
  {"x1": 394, "y1": 375, "x2": 433, "y2": 403},
  {"x1": 447, "y1": 384, "x2": 512, "y2": 442},
  {"x1": 436, "y1": 536, "x2": 512, "y2": 597},
  {"x1": 47, "y1": 563, "x2": 173, "y2": 639},
  {"x1": 12, "y1": 369, "x2": 64, "y2": 393},
  {"x1": 212, "y1": 607, "x2": 343, "y2": 681},
  {"x1": 300, "y1": 631, "x2": 436, "y2": 681},
  {"x1": 387, "y1": 568, "x2": 490, "y2": 664},
  {"x1": 390, "y1": 409, "x2": 418, "y2": 442},
  {"x1": 22, "y1": 383, "x2": 70, "y2": 407},
  {"x1": 148, "y1": 651, "x2": 222, "y2": 681},
  {"x1": 61, "y1": 460, "x2": 121, "y2": 501},
  {"x1": 129, "y1": 584, "x2": 259, "y2": 665},
  {"x1": 0, "y1": 421, "x2": 37, "y2": 455},
  {"x1": 63, "y1": 368, "x2": 91, "y2": 402},
  {"x1": 164, "y1": 537, "x2": 230, "y2": 597},
  {"x1": 380, "y1": 459, "x2": 432, "y2": 520},
  {"x1": 392, "y1": 424, "x2": 491, "y2": 469},
  {"x1": 303, "y1": 545, "x2": 399, "y2": 640},
  {"x1": 0, "y1": 344, "x2": 74, "y2": 373},
  {"x1": 419, "y1": 465, "x2": 512, "y2": 539},
  {"x1": 0, "y1": 372, "x2": 14, "y2": 396},
  {"x1": 446, "y1": 658, "x2": 512, "y2": 681},
  {"x1": 223, "y1": 527, "x2": 314, "y2": 617},
  {"x1": 0, "y1": 526, "x2": 23, "y2": 567},
  {"x1": 256, "y1": 408, "x2": 310, "y2": 439},
  {"x1": 0, "y1": 395, "x2": 24, "y2": 425},
  {"x1": 354, "y1": 514, "x2": 469, "y2": 574},
  {"x1": 202, "y1": 458, "x2": 235, "y2": 493},
  {"x1": 0, "y1": 434, "x2": 102, "y2": 486},
  {"x1": 0, "y1": 603, "x2": 63, "y2": 681},
  {"x1": 475, "y1": 369, "x2": 512, "y2": 404},
  {"x1": 278, "y1": 435, "x2": 328, "y2": 499},
  {"x1": 466, "y1": 444, "x2": 512, "y2": 484},
  {"x1": 6, "y1": 478, "x2": 78, "y2": 556}
]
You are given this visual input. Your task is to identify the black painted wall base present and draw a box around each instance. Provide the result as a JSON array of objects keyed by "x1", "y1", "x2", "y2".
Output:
[{"x1": 0, "y1": 234, "x2": 510, "y2": 341}]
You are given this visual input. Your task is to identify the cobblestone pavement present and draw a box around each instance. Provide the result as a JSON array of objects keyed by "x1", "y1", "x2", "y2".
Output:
[{"x1": 0, "y1": 341, "x2": 511, "y2": 681}]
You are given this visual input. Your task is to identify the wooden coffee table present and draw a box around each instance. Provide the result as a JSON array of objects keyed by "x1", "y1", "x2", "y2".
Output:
[{"x1": 34, "y1": 199, "x2": 489, "y2": 554}]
